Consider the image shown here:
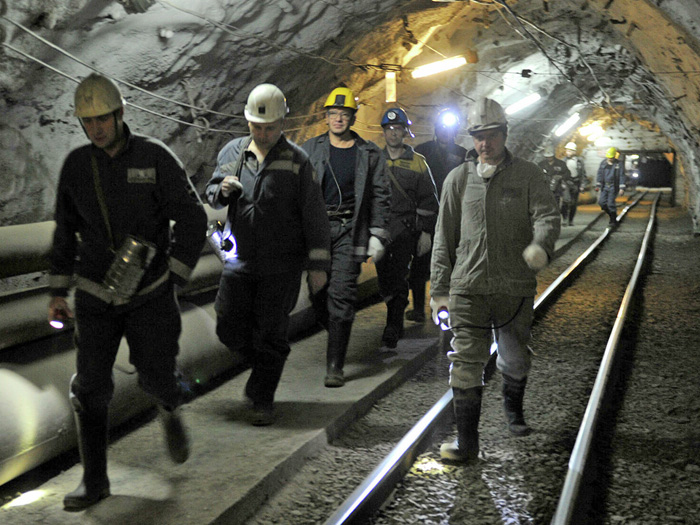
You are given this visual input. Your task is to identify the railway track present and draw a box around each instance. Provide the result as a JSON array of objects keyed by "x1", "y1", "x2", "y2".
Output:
[{"x1": 271, "y1": 191, "x2": 689, "y2": 525}]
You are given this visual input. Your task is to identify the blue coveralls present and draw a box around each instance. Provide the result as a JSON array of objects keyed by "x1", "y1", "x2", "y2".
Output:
[{"x1": 596, "y1": 159, "x2": 626, "y2": 223}]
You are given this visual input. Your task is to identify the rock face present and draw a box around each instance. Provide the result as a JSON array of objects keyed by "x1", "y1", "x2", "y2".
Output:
[{"x1": 1, "y1": 0, "x2": 700, "y2": 231}]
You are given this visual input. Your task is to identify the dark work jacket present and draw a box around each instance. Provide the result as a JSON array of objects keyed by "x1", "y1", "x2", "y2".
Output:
[
  {"x1": 303, "y1": 131, "x2": 391, "y2": 261},
  {"x1": 383, "y1": 144, "x2": 439, "y2": 241},
  {"x1": 206, "y1": 134, "x2": 331, "y2": 275},
  {"x1": 49, "y1": 124, "x2": 207, "y2": 305},
  {"x1": 414, "y1": 140, "x2": 467, "y2": 199},
  {"x1": 596, "y1": 159, "x2": 626, "y2": 193}
]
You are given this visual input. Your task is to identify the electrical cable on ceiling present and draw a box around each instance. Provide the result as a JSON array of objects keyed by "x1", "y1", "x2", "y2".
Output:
[
  {"x1": 0, "y1": 40, "x2": 248, "y2": 135},
  {"x1": 0, "y1": 12, "x2": 328, "y2": 124}
]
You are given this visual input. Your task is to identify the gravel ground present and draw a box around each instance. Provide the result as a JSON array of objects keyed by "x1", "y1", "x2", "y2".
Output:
[{"x1": 245, "y1": 199, "x2": 700, "y2": 525}]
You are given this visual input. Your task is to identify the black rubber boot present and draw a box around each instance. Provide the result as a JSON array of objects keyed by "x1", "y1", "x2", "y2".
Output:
[
  {"x1": 158, "y1": 405, "x2": 190, "y2": 462},
  {"x1": 440, "y1": 387, "x2": 482, "y2": 463},
  {"x1": 325, "y1": 320, "x2": 352, "y2": 387},
  {"x1": 502, "y1": 374, "x2": 532, "y2": 436},
  {"x1": 406, "y1": 284, "x2": 426, "y2": 322},
  {"x1": 382, "y1": 300, "x2": 405, "y2": 349},
  {"x1": 64, "y1": 409, "x2": 111, "y2": 511}
]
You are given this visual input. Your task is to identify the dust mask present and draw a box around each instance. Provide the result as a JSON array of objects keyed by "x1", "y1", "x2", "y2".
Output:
[{"x1": 477, "y1": 162, "x2": 497, "y2": 180}]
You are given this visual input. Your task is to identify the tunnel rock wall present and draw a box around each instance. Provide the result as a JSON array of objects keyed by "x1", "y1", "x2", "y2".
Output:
[{"x1": 2, "y1": 0, "x2": 700, "y2": 233}]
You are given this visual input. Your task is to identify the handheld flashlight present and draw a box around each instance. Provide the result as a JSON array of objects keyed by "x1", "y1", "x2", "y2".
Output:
[
  {"x1": 49, "y1": 310, "x2": 68, "y2": 330},
  {"x1": 437, "y1": 307, "x2": 450, "y2": 331}
]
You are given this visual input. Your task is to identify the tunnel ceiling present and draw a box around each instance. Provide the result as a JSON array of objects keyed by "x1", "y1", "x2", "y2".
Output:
[{"x1": 1, "y1": 0, "x2": 700, "y2": 230}]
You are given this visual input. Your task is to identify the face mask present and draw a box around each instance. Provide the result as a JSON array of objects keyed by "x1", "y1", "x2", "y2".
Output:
[{"x1": 477, "y1": 161, "x2": 498, "y2": 179}]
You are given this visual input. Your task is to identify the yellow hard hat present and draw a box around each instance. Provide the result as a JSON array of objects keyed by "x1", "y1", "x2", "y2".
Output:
[
  {"x1": 606, "y1": 146, "x2": 617, "y2": 158},
  {"x1": 324, "y1": 87, "x2": 358, "y2": 111},
  {"x1": 74, "y1": 74, "x2": 125, "y2": 118}
]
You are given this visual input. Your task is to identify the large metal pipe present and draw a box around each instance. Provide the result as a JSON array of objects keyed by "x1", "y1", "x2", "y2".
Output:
[{"x1": 0, "y1": 210, "x2": 379, "y2": 487}]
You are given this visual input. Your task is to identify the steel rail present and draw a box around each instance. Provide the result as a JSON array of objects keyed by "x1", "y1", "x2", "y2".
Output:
[
  {"x1": 323, "y1": 387, "x2": 453, "y2": 525},
  {"x1": 551, "y1": 191, "x2": 661, "y2": 524},
  {"x1": 325, "y1": 191, "x2": 651, "y2": 524},
  {"x1": 535, "y1": 191, "x2": 647, "y2": 310}
]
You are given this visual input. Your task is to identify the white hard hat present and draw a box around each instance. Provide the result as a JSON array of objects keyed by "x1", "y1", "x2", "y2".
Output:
[
  {"x1": 74, "y1": 74, "x2": 125, "y2": 118},
  {"x1": 244, "y1": 83, "x2": 288, "y2": 123},
  {"x1": 467, "y1": 98, "x2": 507, "y2": 135},
  {"x1": 565, "y1": 142, "x2": 576, "y2": 150},
  {"x1": 543, "y1": 145, "x2": 555, "y2": 157}
]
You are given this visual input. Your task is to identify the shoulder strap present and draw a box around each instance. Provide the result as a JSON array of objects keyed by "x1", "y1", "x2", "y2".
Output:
[{"x1": 386, "y1": 163, "x2": 414, "y2": 205}]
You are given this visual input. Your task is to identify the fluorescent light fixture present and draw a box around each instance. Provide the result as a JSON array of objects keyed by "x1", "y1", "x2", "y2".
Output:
[
  {"x1": 411, "y1": 56, "x2": 467, "y2": 79},
  {"x1": 554, "y1": 112, "x2": 580, "y2": 137},
  {"x1": 505, "y1": 93, "x2": 542, "y2": 115},
  {"x1": 385, "y1": 72, "x2": 397, "y2": 103}
]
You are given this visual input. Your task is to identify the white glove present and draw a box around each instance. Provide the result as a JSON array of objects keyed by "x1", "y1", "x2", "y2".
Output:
[
  {"x1": 522, "y1": 243, "x2": 548, "y2": 271},
  {"x1": 430, "y1": 296, "x2": 450, "y2": 328},
  {"x1": 367, "y1": 236, "x2": 385, "y2": 262},
  {"x1": 416, "y1": 232, "x2": 432, "y2": 257},
  {"x1": 221, "y1": 175, "x2": 243, "y2": 197}
]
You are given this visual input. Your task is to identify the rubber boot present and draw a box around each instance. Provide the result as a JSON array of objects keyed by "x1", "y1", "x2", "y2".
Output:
[
  {"x1": 325, "y1": 320, "x2": 352, "y2": 387},
  {"x1": 440, "y1": 387, "x2": 482, "y2": 463},
  {"x1": 158, "y1": 405, "x2": 190, "y2": 463},
  {"x1": 382, "y1": 300, "x2": 405, "y2": 349},
  {"x1": 502, "y1": 374, "x2": 532, "y2": 436},
  {"x1": 405, "y1": 283, "x2": 426, "y2": 322},
  {"x1": 608, "y1": 211, "x2": 617, "y2": 227},
  {"x1": 64, "y1": 409, "x2": 110, "y2": 511}
]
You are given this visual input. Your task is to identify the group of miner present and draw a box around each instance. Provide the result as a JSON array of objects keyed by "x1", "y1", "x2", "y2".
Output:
[{"x1": 46, "y1": 74, "x2": 625, "y2": 510}]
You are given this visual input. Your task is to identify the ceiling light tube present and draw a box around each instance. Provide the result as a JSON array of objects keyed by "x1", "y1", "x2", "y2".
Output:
[
  {"x1": 385, "y1": 72, "x2": 397, "y2": 103},
  {"x1": 505, "y1": 93, "x2": 542, "y2": 115},
  {"x1": 411, "y1": 56, "x2": 467, "y2": 79},
  {"x1": 554, "y1": 112, "x2": 580, "y2": 137}
]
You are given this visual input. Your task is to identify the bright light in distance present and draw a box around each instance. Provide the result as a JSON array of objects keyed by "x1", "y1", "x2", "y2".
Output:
[
  {"x1": 505, "y1": 93, "x2": 541, "y2": 115},
  {"x1": 587, "y1": 129, "x2": 604, "y2": 142},
  {"x1": 49, "y1": 319, "x2": 64, "y2": 329},
  {"x1": 554, "y1": 112, "x2": 580, "y2": 137},
  {"x1": 579, "y1": 123, "x2": 603, "y2": 137},
  {"x1": 3, "y1": 491, "x2": 46, "y2": 508},
  {"x1": 594, "y1": 136, "x2": 612, "y2": 147},
  {"x1": 411, "y1": 56, "x2": 467, "y2": 78}
]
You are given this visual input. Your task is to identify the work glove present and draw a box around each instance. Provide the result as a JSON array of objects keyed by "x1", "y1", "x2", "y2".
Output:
[
  {"x1": 221, "y1": 175, "x2": 243, "y2": 198},
  {"x1": 522, "y1": 243, "x2": 548, "y2": 272},
  {"x1": 367, "y1": 236, "x2": 385, "y2": 262},
  {"x1": 430, "y1": 296, "x2": 450, "y2": 329},
  {"x1": 416, "y1": 232, "x2": 432, "y2": 257}
]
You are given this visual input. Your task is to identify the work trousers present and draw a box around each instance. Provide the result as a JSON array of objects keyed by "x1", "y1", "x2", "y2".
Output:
[
  {"x1": 564, "y1": 188, "x2": 580, "y2": 222},
  {"x1": 325, "y1": 219, "x2": 362, "y2": 323},
  {"x1": 447, "y1": 294, "x2": 534, "y2": 390},
  {"x1": 376, "y1": 229, "x2": 413, "y2": 311},
  {"x1": 598, "y1": 184, "x2": 618, "y2": 214},
  {"x1": 70, "y1": 283, "x2": 183, "y2": 414},
  {"x1": 215, "y1": 266, "x2": 301, "y2": 405}
]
